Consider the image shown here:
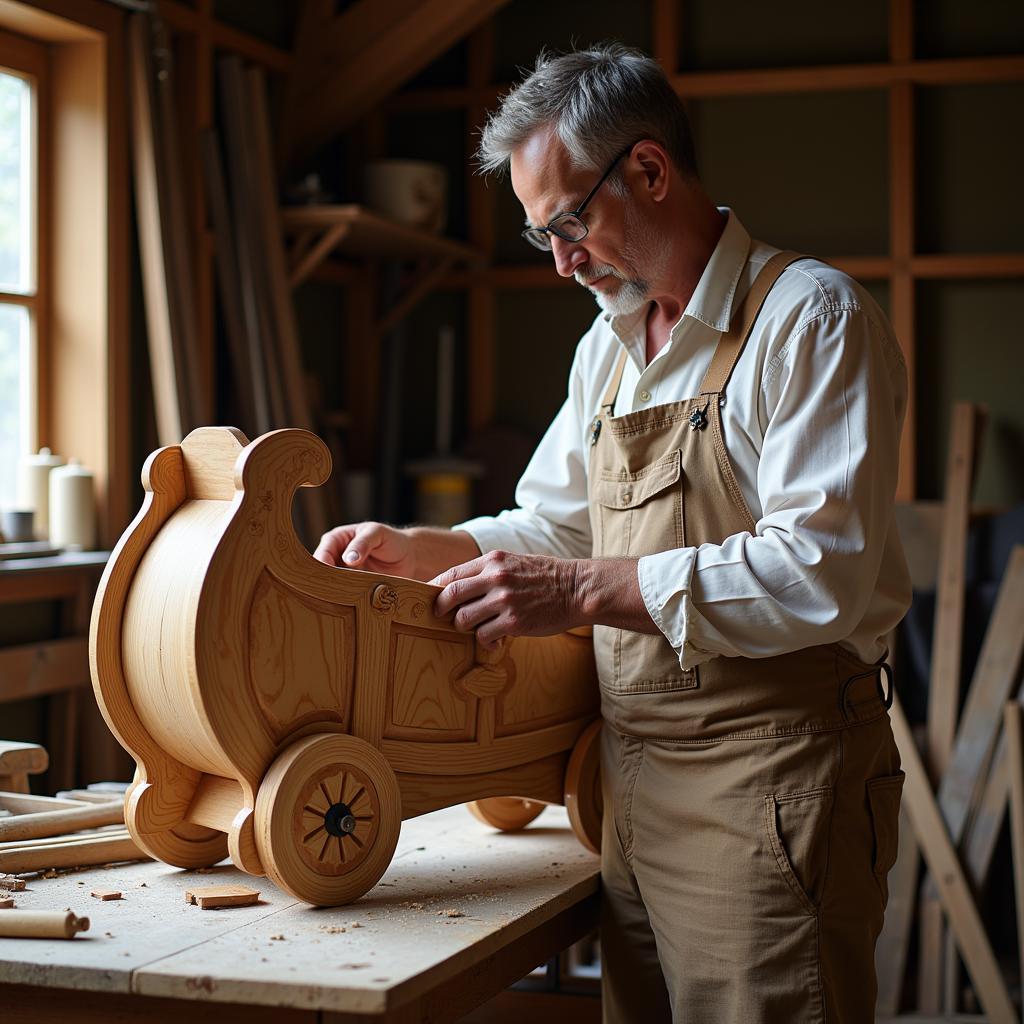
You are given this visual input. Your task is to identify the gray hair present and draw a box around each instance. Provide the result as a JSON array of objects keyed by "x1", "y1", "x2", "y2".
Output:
[{"x1": 477, "y1": 43, "x2": 698, "y2": 183}]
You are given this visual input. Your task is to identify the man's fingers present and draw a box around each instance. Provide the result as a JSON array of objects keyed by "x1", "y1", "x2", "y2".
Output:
[
  {"x1": 341, "y1": 523, "x2": 393, "y2": 566},
  {"x1": 433, "y1": 566, "x2": 491, "y2": 617},
  {"x1": 428, "y1": 556, "x2": 484, "y2": 589},
  {"x1": 314, "y1": 525, "x2": 357, "y2": 566}
]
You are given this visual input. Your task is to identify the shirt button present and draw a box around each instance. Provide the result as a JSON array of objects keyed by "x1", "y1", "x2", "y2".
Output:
[{"x1": 639, "y1": 390, "x2": 651, "y2": 402}]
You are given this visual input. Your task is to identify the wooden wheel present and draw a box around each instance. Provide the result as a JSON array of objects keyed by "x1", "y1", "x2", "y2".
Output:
[
  {"x1": 254, "y1": 734, "x2": 400, "y2": 906},
  {"x1": 130, "y1": 821, "x2": 229, "y2": 869},
  {"x1": 565, "y1": 720, "x2": 602, "y2": 854},
  {"x1": 467, "y1": 797, "x2": 546, "y2": 831}
]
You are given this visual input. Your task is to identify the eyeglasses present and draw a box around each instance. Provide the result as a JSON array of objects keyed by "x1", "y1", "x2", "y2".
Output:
[{"x1": 521, "y1": 145, "x2": 634, "y2": 252}]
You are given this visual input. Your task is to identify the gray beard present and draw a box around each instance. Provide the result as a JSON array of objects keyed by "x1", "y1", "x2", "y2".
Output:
[{"x1": 589, "y1": 276, "x2": 650, "y2": 316}]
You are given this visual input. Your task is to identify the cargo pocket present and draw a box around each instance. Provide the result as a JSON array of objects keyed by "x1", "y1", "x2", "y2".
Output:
[
  {"x1": 592, "y1": 448, "x2": 683, "y2": 558},
  {"x1": 866, "y1": 771, "x2": 905, "y2": 904},
  {"x1": 592, "y1": 450, "x2": 692, "y2": 695},
  {"x1": 764, "y1": 786, "x2": 834, "y2": 917}
]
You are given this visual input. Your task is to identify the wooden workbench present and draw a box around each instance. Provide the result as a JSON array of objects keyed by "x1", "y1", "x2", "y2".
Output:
[{"x1": 0, "y1": 804, "x2": 600, "y2": 1023}]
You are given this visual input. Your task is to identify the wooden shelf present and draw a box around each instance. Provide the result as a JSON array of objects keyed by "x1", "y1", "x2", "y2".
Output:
[{"x1": 281, "y1": 204, "x2": 483, "y2": 286}]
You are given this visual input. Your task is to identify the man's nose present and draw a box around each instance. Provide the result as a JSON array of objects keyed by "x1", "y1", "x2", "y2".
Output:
[{"x1": 551, "y1": 235, "x2": 588, "y2": 278}]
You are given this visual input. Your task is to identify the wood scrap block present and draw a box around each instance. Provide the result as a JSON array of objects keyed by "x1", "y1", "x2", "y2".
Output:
[
  {"x1": 0, "y1": 873, "x2": 26, "y2": 891},
  {"x1": 0, "y1": 896, "x2": 14, "y2": 908},
  {"x1": 90, "y1": 889, "x2": 123, "y2": 901},
  {"x1": 184, "y1": 884, "x2": 259, "y2": 909}
]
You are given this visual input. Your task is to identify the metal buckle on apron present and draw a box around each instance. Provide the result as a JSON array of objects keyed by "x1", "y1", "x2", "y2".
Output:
[
  {"x1": 877, "y1": 662, "x2": 894, "y2": 710},
  {"x1": 688, "y1": 401, "x2": 710, "y2": 431}
]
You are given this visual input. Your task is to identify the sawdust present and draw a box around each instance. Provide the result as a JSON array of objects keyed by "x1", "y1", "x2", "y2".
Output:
[
  {"x1": 270, "y1": 934, "x2": 286, "y2": 941},
  {"x1": 438, "y1": 908, "x2": 464, "y2": 918},
  {"x1": 319, "y1": 925, "x2": 346, "y2": 934}
]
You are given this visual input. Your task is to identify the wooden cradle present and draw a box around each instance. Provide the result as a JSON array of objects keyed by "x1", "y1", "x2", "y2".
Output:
[{"x1": 90, "y1": 427, "x2": 601, "y2": 906}]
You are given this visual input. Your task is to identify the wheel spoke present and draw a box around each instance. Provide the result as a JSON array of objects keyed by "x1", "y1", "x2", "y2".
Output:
[
  {"x1": 303, "y1": 803, "x2": 327, "y2": 817},
  {"x1": 348, "y1": 830, "x2": 364, "y2": 849},
  {"x1": 318, "y1": 834, "x2": 331, "y2": 861},
  {"x1": 319, "y1": 781, "x2": 333, "y2": 807},
  {"x1": 347, "y1": 785, "x2": 367, "y2": 810},
  {"x1": 303, "y1": 823, "x2": 326, "y2": 843},
  {"x1": 336, "y1": 835, "x2": 345, "y2": 863},
  {"x1": 336, "y1": 771, "x2": 348, "y2": 805}
]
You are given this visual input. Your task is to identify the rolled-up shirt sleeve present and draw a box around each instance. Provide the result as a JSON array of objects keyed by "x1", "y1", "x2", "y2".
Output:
[
  {"x1": 638, "y1": 306, "x2": 908, "y2": 669},
  {"x1": 454, "y1": 347, "x2": 593, "y2": 560}
]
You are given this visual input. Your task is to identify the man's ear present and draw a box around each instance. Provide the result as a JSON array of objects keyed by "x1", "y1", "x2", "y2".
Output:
[{"x1": 630, "y1": 141, "x2": 670, "y2": 203}]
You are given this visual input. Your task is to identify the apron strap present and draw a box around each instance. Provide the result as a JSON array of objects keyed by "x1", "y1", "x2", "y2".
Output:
[
  {"x1": 601, "y1": 348, "x2": 630, "y2": 414},
  {"x1": 698, "y1": 250, "x2": 803, "y2": 396}
]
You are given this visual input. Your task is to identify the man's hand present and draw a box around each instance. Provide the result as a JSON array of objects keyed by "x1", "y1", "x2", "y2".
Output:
[
  {"x1": 431, "y1": 551, "x2": 660, "y2": 647},
  {"x1": 314, "y1": 523, "x2": 482, "y2": 582},
  {"x1": 315, "y1": 522, "x2": 418, "y2": 576},
  {"x1": 430, "y1": 550, "x2": 585, "y2": 647}
]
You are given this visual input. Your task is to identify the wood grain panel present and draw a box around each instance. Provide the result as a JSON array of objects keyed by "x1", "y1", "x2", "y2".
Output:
[
  {"x1": 498, "y1": 635, "x2": 599, "y2": 736},
  {"x1": 248, "y1": 570, "x2": 355, "y2": 743},
  {"x1": 385, "y1": 626, "x2": 475, "y2": 742}
]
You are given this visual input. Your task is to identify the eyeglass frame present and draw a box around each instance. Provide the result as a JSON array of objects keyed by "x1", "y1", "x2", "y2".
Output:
[{"x1": 520, "y1": 143, "x2": 636, "y2": 252}]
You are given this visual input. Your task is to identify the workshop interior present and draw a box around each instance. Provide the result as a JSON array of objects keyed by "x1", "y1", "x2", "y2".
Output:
[{"x1": 0, "y1": 1, "x2": 1023, "y2": 1022}]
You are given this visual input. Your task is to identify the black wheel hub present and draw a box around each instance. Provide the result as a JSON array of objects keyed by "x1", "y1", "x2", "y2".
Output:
[{"x1": 323, "y1": 801, "x2": 357, "y2": 838}]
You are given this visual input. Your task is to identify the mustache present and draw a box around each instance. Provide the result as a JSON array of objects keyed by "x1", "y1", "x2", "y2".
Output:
[{"x1": 575, "y1": 264, "x2": 624, "y2": 286}]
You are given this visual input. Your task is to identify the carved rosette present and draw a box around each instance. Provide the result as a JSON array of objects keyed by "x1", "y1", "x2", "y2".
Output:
[{"x1": 370, "y1": 584, "x2": 398, "y2": 613}]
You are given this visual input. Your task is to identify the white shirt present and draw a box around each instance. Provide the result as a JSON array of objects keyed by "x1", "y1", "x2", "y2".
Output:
[{"x1": 455, "y1": 209, "x2": 912, "y2": 670}]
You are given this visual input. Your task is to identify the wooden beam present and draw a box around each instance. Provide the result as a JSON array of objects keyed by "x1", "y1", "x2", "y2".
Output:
[{"x1": 288, "y1": 0, "x2": 511, "y2": 163}]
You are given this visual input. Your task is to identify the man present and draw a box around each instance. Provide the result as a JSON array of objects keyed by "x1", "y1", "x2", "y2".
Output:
[{"x1": 315, "y1": 44, "x2": 911, "y2": 1024}]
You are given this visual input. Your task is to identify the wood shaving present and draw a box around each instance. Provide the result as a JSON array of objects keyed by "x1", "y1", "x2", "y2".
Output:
[
  {"x1": 270, "y1": 934, "x2": 286, "y2": 941},
  {"x1": 319, "y1": 925, "x2": 346, "y2": 934},
  {"x1": 438, "y1": 908, "x2": 464, "y2": 918}
]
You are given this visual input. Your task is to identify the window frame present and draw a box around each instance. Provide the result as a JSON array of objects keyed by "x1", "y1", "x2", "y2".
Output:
[{"x1": 0, "y1": 28, "x2": 49, "y2": 473}]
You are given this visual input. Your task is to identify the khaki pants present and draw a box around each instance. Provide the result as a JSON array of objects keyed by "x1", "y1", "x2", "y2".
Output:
[{"x1": 600, "y1": 714, "x2": 903, "y2": 1023}]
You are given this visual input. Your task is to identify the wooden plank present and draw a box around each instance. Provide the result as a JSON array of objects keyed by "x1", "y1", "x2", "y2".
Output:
[
  {"x1": 151, "y1": 11, "x2": 204, "y2": 427},
  {"x1": 919, "y1": 402, "x2": 985, "y2": 1010},
  {"x1": 200, "y1": 129, "x2": 264, "y2": 434},
  {"x1": 890, "y1": 695, "x2": 1016, "y2": 1023},
  {"x1": 669, "y1": 54, "x2": 1024, "y2": 97},
  {"x1": 217, "y1": 56, "x2": 287, "y2": 431},
  {"x1": 1004, "y1": 701, "x2": 1024, "y2": 1002},
  {"x1": 128, "y1": 12, "x2": 186, "y2": 445},
  {"x1": 937, "y1": 547, "x2": 1024, "y2": 843}
]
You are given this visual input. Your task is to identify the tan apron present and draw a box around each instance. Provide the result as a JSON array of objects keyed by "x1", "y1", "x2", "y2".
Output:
[{"x1": 589, "y1": 251, "x2": 905, "y2": 1024}]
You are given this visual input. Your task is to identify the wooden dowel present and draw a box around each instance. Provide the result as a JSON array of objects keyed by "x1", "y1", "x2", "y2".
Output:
[
  {"x1": 0, "y1": 801, "x2": 124, "y2": 843},
  {"x1": 0, "y1": 827, "x2": 131, "y2": 853},
  {"x1": 0, "y1": 834, "x2": 146, "y2": 873},
  {"x1": 0, "y1": 792, "x2": 91, "y2": 813},
  {"x1": 0, "y1": 910, "x2": 90, "y2": 939}
]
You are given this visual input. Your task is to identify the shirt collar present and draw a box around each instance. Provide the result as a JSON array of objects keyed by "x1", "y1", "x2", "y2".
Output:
[{"x1": 604, "y1": 207, "x2": 752, "y2": 343}]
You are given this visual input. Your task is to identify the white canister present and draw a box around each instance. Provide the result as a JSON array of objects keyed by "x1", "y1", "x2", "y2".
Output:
[
  {"x1": 364, "y1": 159, "x2": 448, "y2": 234},
  {"x1": 49, "y1": 459, "x2": 96, "y2": 551},
  {"x1": 17, "y1": 447, "x2": 64, "y2": 540}
]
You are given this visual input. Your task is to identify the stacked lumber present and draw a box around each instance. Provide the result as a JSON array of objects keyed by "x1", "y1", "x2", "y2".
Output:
[
  {"x1": 129, "y1": 8, "x2": 332, "y2": 543},
  {"x1": 877, "y1": 402, "x2": 1024, "y2": 1021},
  {"x1": 128, "y1": 11, "x2": 206, "y2": 446},
  {"x1": 0, "y1": 784, "x2": 147, "y2": 876},
  {"x1": 204, "y1": 57, "x2": 332, "y2": 541}
]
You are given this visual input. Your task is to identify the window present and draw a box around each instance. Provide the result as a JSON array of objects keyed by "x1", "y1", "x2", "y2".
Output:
[{"x1": 0, "y1": 33, "x2": 45, "y2": 511}]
